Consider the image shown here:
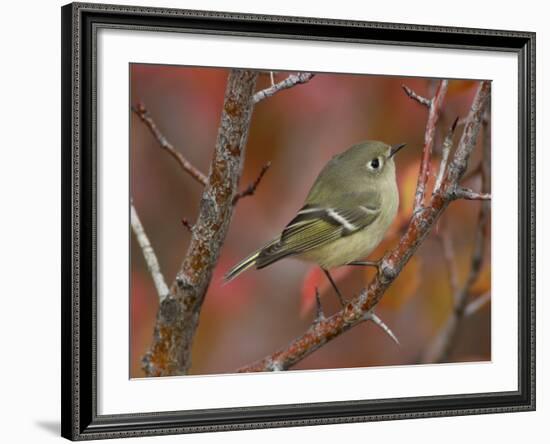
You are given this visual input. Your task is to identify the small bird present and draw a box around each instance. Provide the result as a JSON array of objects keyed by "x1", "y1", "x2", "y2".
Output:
[{"x1": 224, "y1": 140, "x2": 406, "y2": 304}]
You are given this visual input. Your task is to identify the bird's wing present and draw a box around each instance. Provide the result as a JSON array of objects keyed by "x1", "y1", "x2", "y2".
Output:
[{"x1": 255, "y1": 203, "x2": 380, "y2": 269}]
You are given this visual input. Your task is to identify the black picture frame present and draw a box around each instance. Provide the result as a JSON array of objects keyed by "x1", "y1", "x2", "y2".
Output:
[{"x1": 61, "y1": 2, "x2": 536, "y2": 440}]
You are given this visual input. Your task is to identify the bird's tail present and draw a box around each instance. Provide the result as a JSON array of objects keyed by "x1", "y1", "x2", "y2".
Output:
[
  {"x1": 224, "y1": 249, "x2": 261, "y2": 283},
  {"x1": 224, "y1": 238, "x2": 281, "y2": 283}
]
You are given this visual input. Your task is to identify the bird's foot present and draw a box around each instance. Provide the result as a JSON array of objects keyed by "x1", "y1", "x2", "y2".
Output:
[{"x1": 322, "y1": 268, "x2": 347, "y2": 308}]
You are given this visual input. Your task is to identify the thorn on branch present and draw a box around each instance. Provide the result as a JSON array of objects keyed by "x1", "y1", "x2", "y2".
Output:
[
  {"x1": 132, "y1": 102, "x2": 208, "y2": 186},
  {"x1": 434, "y1": 116, "x2": 459, "y2": 192},
  {"x1": 450, "y1": 115, "x2": 459, "y2": 132},
  {"x1": 233, "y1": 162, "x2": 271, "y2": 204},
  {"x1": 364, "y1": 311, "x2": 400, "y2": 346},
  {"x1": 253, "y1": 72, "x2": 315, "y2": 104},
  {"x1": 402, "y1": 84, "x2": 432, "y2": 107},
  {"x1": 314, "y1": 287, "x2": 325, "y2": 323},
  {"x1": 181, "y1": 217, "x2": 194, "y2": 232}
]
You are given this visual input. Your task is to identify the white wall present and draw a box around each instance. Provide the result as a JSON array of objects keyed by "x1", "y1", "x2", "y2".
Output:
[{"x1": 0, "y1": 0, "x2": 545, "y2": 443}]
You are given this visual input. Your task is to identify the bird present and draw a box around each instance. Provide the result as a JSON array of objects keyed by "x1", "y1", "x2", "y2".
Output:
[{"x1": 224, "y1": 140, "x2": 406, "y2": 305}]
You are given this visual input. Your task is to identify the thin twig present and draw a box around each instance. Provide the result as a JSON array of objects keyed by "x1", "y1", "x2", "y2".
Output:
[
  {"x1": 405, "y1": 80, "x2": 449, "y2": 212},
  {"x1": 130, "y1": 203, "x2": 170, "y2": 303},
  {"x1": 232, "y1": 162, "x2": 272, "y2": 204},
  {"x1": 464, "y1": 291, "x2": 491, "y2": 317},
  {"x1": 132, "y1": 103, "x2": 208, "y2": 186},
  {"x1": 453, "y1": 187, "x2": 492, "y2": 201},
  {"x1": 437, "y1": 229, "x2": 460, "y2": 298},
  {"x1": 134, "y1": 100, "x2": 272, "y2": 205},
  {"x1": 253, "y1": 73, "x2": 315, "y2": 104},
  {"x1": 401, "y1": 84, "x2": 432, "y2": 107},
  {"x1": 237, "y1": 81, "x2": 490, "y2": 372}
]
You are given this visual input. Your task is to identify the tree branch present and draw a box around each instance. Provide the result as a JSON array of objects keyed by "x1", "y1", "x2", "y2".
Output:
[
  {"x1": 434, "y1": 117, "x2": 458, "y2": 192},
  {"x1": 130, "y1": 203, "x2": 170, "y2": 303},
  {"x1": 253, "y1": 72, "x2": 315, "y2": 104},
  {"x1": 464, "y1": 291, "x2": 491, "y2": 317},
  {"x1": 401, "y1": 84, "x2": 431, "y2": 107},
  {"x1": 314, "y1": 288, "x2": 325, "y2": 323},
  {"x1": 238, "y1": 80, "x2": 491, "y2": 372},
  {"x1": 134, "y1": 102, "x2": 273, "y2": 205},
  {"x1": 422, "y1": 92, "x2": 491, "y2": 364},
  {"x1": 142, "y1": 69, "x2": 259, "y2": 376},
  {"x1": 437, "y1": 228, "x2": 460, "y2": 298},
  {"x1": 132, "y1": 103, "x2": 208, "y2": 186},
  {"x1": 452, "y1": 187, "x2": 492, "y2": 201},
  {"x1": 232, "y1": 162, "x2": 271, "y2": 204},
  {"x1": 407, "y1": 80, "x2": 448, "y2": 212}
]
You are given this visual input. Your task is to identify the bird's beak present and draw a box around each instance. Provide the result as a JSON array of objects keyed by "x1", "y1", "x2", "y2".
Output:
[{"x1": 389, "y1": 143, "x2": 407, "y2": 158}]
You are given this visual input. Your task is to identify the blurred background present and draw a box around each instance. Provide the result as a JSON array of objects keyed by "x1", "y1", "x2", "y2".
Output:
[{"x1": 130, "y1": 65, "x2": 491, "y2": 378}]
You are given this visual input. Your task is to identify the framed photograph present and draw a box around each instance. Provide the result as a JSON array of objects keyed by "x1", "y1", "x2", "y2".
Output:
[{"x1": 61, "y1": 2, "x2": 535, "y2": 440}]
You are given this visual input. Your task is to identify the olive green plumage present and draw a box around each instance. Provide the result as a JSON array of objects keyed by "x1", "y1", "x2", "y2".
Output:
[{"x1": 225, "y1": 140, "x2": 403, "y2": 281}]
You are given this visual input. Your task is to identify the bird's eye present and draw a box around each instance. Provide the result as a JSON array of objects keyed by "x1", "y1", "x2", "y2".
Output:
[{"x1": 368, "y1": 157, "x2": 383, "y2": 171}]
